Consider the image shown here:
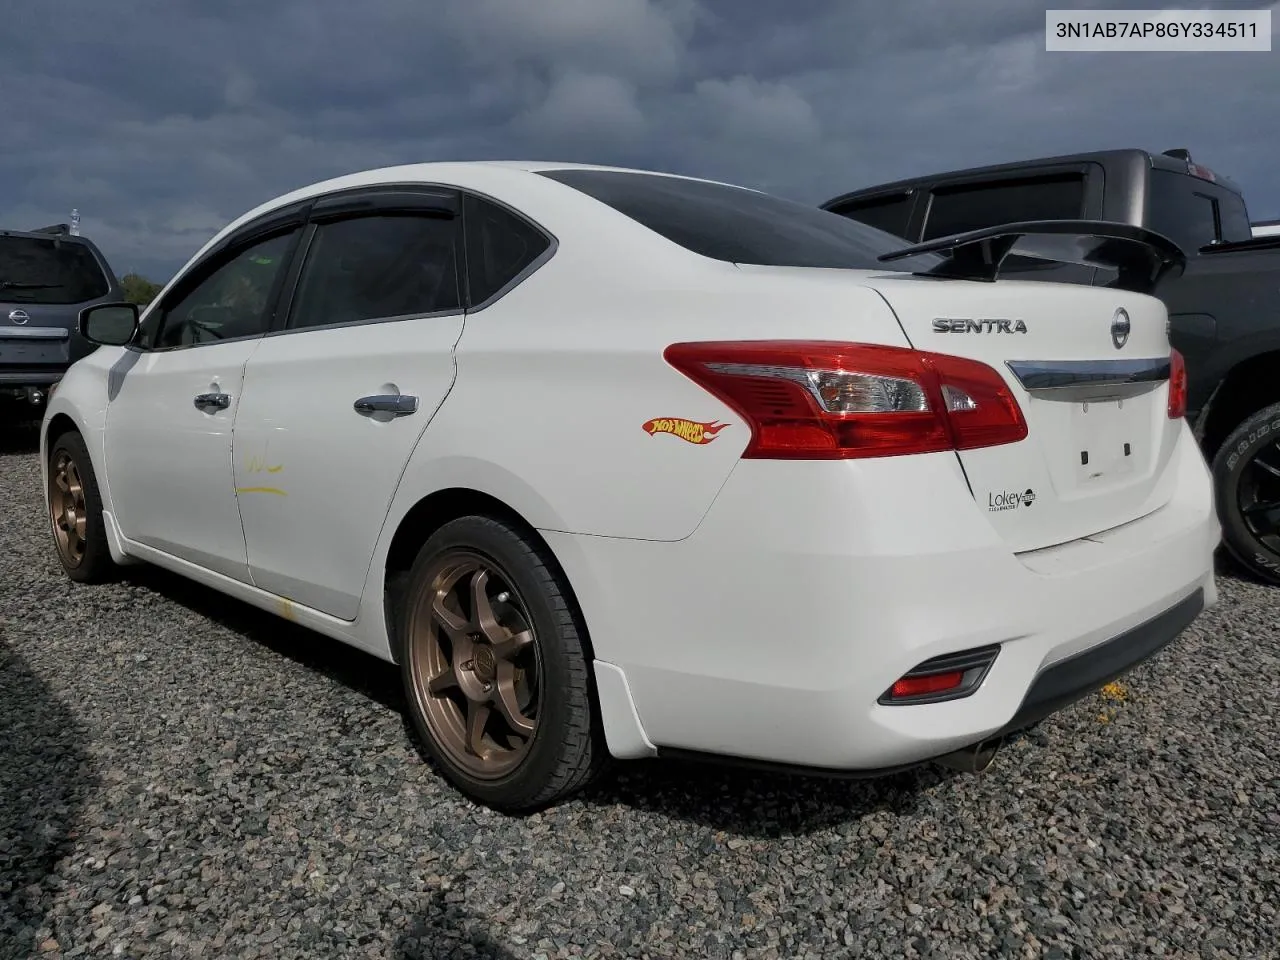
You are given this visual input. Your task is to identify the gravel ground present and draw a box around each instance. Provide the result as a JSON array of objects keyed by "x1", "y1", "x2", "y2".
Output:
[{"x1": 2, "y1": 419, "x2": 1278, "y2": 960}]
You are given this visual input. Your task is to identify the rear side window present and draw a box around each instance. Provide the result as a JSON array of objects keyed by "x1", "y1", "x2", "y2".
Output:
[
  {"x1": 539, "y1": 168, "x2": 938, "y2": 271},
  {"x1": 288, "y1": 214, "x2": 461, "y2": 330},
  {"x1": 464, "y1": 194, "x2": 551, "y2": 305},
  {"x1": 829, "y1": 193, "x2": 913, "y2": 239},
  {"x1": 1217, "y1": 193, "x2": 1252, "y2": 243},
  {"x1": 922, "y1": 175, "x2": 1086, "y2": 240},
  {"x1": 1146, "y1": 171, "x2": 1221, "y2": 251},
  {"x1": 0, "y1": 236, "x2": 110, "y2": 304}
]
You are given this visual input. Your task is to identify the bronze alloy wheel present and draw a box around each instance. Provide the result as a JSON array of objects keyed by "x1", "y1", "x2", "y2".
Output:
[
  {"x1": 49, "y1": 449, "x2": 89, "y2": 569},
  {"x1": 406, "y1": 550, "x2": 543, "y2": 780}
]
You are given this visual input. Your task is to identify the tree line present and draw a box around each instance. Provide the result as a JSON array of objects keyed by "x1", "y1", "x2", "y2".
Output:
[{"x1": 118, "y1": 272, "x2": 166, "y2": 306}]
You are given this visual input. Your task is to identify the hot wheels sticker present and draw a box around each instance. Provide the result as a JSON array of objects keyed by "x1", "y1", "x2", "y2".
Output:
[{"x1": 642, "y1": 418, "x2": 729, "y2": 445}]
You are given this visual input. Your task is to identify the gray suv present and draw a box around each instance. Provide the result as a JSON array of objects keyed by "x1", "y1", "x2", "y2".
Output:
[{"x1": 1, "y1": 223, "x2": 121, "y2": 414}]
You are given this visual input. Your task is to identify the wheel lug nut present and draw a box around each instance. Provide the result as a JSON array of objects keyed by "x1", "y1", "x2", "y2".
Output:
[
  {"x1": 461, "y1": 660, "x2": 474, "y2": 671},
  {"x1": 496, "y1": 592, "x2": 510, "y2": 602}
]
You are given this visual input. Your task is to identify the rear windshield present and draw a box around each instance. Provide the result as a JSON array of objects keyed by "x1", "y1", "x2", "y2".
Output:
[
  {"x1": 0, "y1": 235, "x2": 111, "y2": 304},
  {"x1": 538, "y1": 169, "x2": 939, "y2": 271}
]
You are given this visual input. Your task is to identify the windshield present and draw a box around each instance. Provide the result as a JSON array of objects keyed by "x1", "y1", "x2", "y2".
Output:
[
  {"x1": 538, "y1": 169, "x2": 941, "y2": 272},
  {"x1": 0, "y1": 235, "x2": 111, "y2": 304}
]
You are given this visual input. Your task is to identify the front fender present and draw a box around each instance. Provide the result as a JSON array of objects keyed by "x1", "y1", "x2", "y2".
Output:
[{"x1": 39, "y1": 348, "x2": 135, "y2": 564}]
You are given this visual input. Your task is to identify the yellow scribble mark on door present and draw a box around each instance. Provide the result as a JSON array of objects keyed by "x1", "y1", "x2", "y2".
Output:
[
  {"x1": 239, "y1": 451, "x2": 286, "y2": 495},
  {"x1": 245, "y1": 454, "x2": 284, "y2": 474}
]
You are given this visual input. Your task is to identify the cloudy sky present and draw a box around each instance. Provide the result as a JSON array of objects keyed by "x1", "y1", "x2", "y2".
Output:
[{"x1": 4, "y1": 0, "x2": 1277, "y2": 281}]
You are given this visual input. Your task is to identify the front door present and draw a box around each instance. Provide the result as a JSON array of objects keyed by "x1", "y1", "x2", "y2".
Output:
[
  {"x1": 231, "y1": 189, "x2": 467, "y2": 619},
  {"x1": 103, "y1": 228, "x2": 301, "y2": 581}
]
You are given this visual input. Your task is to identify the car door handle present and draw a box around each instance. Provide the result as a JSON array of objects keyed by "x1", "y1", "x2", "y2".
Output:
[
  {"x1": 194, "y1": 392, "x2": 232, "y2": 410},
  {"x1": 353, "y1": 394, "x2": 419, "y2": 416}
]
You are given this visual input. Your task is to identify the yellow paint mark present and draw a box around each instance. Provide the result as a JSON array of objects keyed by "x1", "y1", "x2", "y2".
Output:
[
  {"x1": 1100, "y1": 681, "x2": 1128, "y2": 702},
  {"x1": 277, "y1": 598, "x2": 297, "y2": 622},
  {"x1": 235, "y1": 486, "x2": 288, "y2": 496},
  {"x1": 245, "y1": 454, "x2": 284, "y2": 475}
]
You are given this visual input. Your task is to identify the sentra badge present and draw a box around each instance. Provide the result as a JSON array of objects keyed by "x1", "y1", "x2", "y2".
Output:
[
  {"x1": 932, "y1": 318, "x2": 1028, "y2": 334},
  {"x1": 642, "y1": 418, "x2": 729, "y2": 445}
]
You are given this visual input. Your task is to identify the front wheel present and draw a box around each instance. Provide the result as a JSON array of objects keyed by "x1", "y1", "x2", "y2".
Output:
[
  {"x1": 397, "y1": 515, "x2": 606, "y2": 812},
  {"x1": 47, "y1": 431, "x2": 117, "y2": 583},
  {"x1": 1212, "y1": 401, "x2": 1280, "y2": 584}
]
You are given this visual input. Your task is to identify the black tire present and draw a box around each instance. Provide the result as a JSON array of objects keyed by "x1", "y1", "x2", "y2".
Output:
[
  {"x1": 396, "y1": 515, "x2": 606, "y2": 812},
  {"x1": 46, "y1": 430, "x2": 117, "y2": 583},
  {"x1": 1212, "y1": 401, "x2": 1280, "y2": 584}
]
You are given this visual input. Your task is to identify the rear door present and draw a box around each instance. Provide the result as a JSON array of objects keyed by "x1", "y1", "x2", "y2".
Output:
[
  {"x1": 230, "y1": 187, "x2": 551, "y2": 620},
  {"x1": 862, "y1": 274, "x2": 1181, "y2": 553}
]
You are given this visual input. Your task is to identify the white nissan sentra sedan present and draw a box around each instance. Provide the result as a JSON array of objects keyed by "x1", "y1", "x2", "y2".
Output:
[{"x1": 41, "y1": 162, "x2": 1218, "y2": 811}]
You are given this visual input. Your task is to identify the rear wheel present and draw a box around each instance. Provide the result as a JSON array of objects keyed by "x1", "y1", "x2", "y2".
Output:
[
  {"x1": 397, "y1": 515, "x2": 605, "y2": 812},
  {"x1": 1212, "y1": 401, "x2": 1280, "y2": 584},
  {"x1": 47, "y1": 431, "x2": 116, "y2": 583}
]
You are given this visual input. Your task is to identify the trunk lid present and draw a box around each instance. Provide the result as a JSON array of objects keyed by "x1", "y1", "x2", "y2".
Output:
[{"x1": 860, "y1": 273, "x2": 1182, "y2": 553}]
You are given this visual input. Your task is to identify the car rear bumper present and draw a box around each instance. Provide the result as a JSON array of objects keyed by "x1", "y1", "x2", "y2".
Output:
[
  {"x1": 0, "y1": 371, "x2": 63, "y2": 386},
  {"x1": 544, "y1": 428, "x2": 1219, "y2": 771},
  {"x1": 993, "y1": 585, "x2": 1203, "y2": 740}
]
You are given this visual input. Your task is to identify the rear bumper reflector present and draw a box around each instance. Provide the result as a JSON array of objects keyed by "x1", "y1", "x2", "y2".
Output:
[{"x1": 879, "y1": 644, "x2": 1002, "y2": 706}]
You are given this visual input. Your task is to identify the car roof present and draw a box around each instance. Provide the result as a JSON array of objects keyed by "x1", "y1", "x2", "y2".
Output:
[
  {"x1": 185, "y1": 161, "x2": 771, "y2": 276},
  {"x1": 252, "y1": 160, "x2": 761, "y2": 215}
]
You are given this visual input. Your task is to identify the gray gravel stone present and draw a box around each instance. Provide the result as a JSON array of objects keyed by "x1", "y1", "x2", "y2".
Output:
[{"x1": 2, "y1": 421, "x2": 1278, "y2": 959}]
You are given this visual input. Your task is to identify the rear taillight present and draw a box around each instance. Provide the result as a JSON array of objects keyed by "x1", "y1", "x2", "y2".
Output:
[
  {"x1": 663, "y1": 340, "x2": 1028, "y2": 460},
  {"x1": 1168, "y1": 348, "x2": 1187, "y2": 419}
]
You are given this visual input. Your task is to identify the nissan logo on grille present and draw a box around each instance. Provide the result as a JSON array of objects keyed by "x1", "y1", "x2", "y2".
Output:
[{"x1": 8, "y1": 309, "x2": 30, "y2": 325}]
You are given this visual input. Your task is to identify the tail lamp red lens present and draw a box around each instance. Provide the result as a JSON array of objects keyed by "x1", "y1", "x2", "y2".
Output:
[
  {"x1": 1168, "y1": 348, "x2": 1187, "y2": 420},
  {"x1": 663, "y1": 340, "x2": 1028, "y2": 460}
]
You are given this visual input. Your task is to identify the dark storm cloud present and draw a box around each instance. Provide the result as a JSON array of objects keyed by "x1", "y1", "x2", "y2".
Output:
[{"x1": 2, "y1": 0, "x2": 1277, "y2": 281}]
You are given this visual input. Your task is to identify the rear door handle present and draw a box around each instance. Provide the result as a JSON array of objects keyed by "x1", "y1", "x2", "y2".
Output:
[
  {"x1": 353, "y1": 394, "x2": 419, "y2": 417},
  {"x1": 194, "y1": 392, "x2": 231, "y2": 410}
]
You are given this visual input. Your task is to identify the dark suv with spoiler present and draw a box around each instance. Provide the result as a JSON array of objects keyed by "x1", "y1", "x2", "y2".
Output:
[
  {"x1": 1, "y1": 223, "x2": 121, "y2": 414},
  {"x1": 823, "y1": 147, "x2": 1280, "y2": 585}
]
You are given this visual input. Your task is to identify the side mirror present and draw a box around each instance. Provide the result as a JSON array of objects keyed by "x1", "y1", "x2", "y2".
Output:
[{"x1": 78, "y1": 303, "x2": 140, "y2": 347}]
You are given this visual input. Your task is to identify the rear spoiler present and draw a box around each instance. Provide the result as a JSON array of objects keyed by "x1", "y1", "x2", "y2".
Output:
[{"x1": 878, "y1": 220, "x2": 1187, "y2": 294}]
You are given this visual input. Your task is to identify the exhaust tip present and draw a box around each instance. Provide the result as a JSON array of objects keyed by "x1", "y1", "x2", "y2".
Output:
[{"x1": 935, "y1": 737, "x2": 1002, "y2": 774}]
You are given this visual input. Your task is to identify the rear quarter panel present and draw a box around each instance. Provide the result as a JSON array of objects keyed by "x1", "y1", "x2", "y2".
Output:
[{"x1": 381, "y1": 254, "x2": 915, "y2": 543}]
